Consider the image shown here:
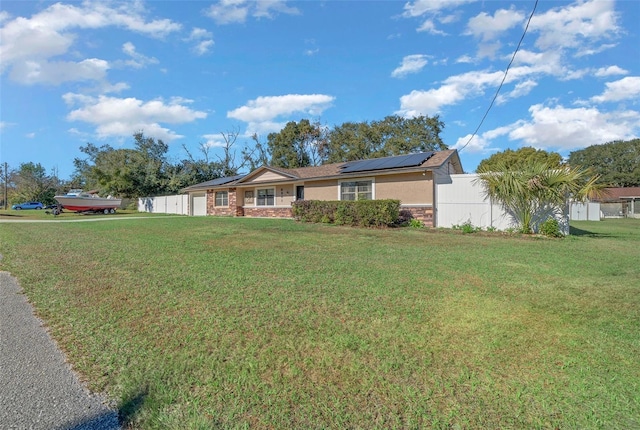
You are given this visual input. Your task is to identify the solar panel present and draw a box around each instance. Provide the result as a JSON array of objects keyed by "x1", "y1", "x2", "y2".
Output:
[
  {"x1": 340, "y1": 152, "x2": 434, "y2": 174},
  {"x1": 198, "y1": 174, "x2": 245, "y2": 187}
]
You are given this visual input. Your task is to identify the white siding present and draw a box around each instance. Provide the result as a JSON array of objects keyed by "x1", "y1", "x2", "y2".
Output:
[{"x1": 248, "y1": 170, "x2": 290, "y2": 182}]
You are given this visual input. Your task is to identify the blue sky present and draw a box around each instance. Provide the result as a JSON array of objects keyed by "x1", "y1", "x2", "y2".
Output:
[{"x1": 1, "y1": 0, "x2": 639, "y2": 180}]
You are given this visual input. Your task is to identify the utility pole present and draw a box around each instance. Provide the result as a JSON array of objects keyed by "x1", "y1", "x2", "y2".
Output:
[{"x1": 3, "y1": 162, "x2": 7, "y2": 210}]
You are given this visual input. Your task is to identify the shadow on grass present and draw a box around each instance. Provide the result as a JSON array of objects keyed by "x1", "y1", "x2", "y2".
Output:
[
  {"x1": 60, "y1": 388, "x2": 148, "y2": 430},
  {"x1": 569, "y1": 225, "x2": 611, "y2": 237},
  {"x1": 118, "y1": 387, "x2": 149, "y2": 426}
]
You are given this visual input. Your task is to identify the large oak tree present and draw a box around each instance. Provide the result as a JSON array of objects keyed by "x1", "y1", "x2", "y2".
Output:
[
  {"x1": 568, "y1": 139, "x2": 640, "y2": 187},
  {"x1": 476, "y1": 147, "x2": 563, "y2": 172}
]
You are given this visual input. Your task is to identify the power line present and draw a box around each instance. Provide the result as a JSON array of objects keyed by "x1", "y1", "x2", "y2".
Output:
[{"x1": 458, "y1": 0, "x2": 539, "y2": 153}]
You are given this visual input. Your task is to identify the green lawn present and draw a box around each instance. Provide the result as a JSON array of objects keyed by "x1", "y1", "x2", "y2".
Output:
[{"x1": 1, "y1": 216, "x2": 638, "y2": 429}]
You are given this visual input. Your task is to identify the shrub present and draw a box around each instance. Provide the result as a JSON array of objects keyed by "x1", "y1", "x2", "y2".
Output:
[
  {"x1": 291, "y1": 200, "x2": 336, "y2": 223},
  {"x1": 408, "y1": 218, "x2": 424, "y2": 228},
  {"x1": 540, "y1": 217, "x2": 563, "y2": 238},
  {"x1": 452, "y1": 220, "x2": 482, "y2": 234},
  {"x1": 292, "y1": 199, "x2": 400, "y2": 228}
]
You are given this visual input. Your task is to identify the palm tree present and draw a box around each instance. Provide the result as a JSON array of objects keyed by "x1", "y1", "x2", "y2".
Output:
[{"x1": 476, "y1": 161, "x2": 602, "y2": 234}]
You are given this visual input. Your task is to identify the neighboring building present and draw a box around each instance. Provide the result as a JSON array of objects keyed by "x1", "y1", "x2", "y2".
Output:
[
  {"x1": 591, "y1": 187, "x2": 640, "y2": 218},
  {"x1": 181, "y1": 150, "x2": 463, "y2": 226}
]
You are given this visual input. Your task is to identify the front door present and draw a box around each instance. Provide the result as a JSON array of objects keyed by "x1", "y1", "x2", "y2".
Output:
[{"x1": 296, "y1": 186, "x2": 304, "y2": 201}]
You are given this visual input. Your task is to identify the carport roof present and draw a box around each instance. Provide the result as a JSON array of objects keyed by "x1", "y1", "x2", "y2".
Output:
[{"x1": 181, "y1": 174, "x2": 245, "y2": 192}]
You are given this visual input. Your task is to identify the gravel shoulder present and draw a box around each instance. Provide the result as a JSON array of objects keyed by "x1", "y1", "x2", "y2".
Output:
[{"x1": 0, "y1": 271, "x2": 121, "y2": 430}]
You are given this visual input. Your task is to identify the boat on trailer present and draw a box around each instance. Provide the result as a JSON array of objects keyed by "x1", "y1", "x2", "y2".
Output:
[{"x1": 54, "y1": 190, "x2": 122, "y2": 214}]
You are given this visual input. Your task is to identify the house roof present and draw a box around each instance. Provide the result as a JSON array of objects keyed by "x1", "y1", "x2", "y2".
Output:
[
  {"x1": 594, "y1": 187, "x2": 640, "y2": 202},
  {"x1": 181, "y1": 174, "x2": 245, "y2": 192},
  {"x1": 182, "y1": 149, "x2": 462, "y2": 191}
]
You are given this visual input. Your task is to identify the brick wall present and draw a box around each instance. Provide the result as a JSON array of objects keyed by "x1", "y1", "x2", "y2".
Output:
[
  {"x1": 401, "y1": 206, "x2": 434, "y2": 227},
  {"x1": 243, "y1": 207, "x2": 293, "y2": 218},
  {"x1": 206, "y1": 188, "x2": 237, "y2": 216}
]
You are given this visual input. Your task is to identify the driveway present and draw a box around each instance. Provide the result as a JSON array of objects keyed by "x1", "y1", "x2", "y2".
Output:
[
  {"x1": 0, "y1": 272, "x2": 121, "y2": 430},
  {"x1": 0, "y1": 215, "x2": 169, "y2": 223}
]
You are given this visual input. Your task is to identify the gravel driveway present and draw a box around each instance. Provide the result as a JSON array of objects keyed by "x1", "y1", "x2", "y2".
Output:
[{"x1": 0, "y1": 271, "x2": 121, "y2": 430}]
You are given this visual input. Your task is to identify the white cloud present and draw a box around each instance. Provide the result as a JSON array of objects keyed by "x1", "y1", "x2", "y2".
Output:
[
  {"x1": 227, "y1": 94, "x2": 334, "y2": 135},
  {"x1": 205, "y1": 0, "x2": 299, "y2": 25},
  {"x1": 459, "y1": 104, "x2": 640, "y2": 155},
  {"x1": 456, "y1": 55, "x2": 474, "y2": 64},
  {"x1": 391, "y1": 54, "x2": 429, "y2": 78},
  {"x1": 63, "y1": 94, "x2": 207, "y2": 141},
  {"x1": 507, "y1": 104, "x2": 640, "y2": 150},
  {"x1": 185, "y1": 28, "x2": 214, "y2": 55},
  {"x1": 253, "y1": 0, "x2": 300, "y2": 19},
  {"x1": 402, "y1": 0, "x2": 476, "y2": 17},
  {"x1": 403, "y1": 0, "x2": 476, "y2": 34},
  {"x1": 101, "y1": 82, "x2": 131, "y2": 94},
  {"x1": 397, "y1": 69, "x2": 504, "y2": 116},
  {"x1": 188, "y1": 28, "x2": 213, "y2": 40},
  {"x1": 0, "y1": 2, "x2": 180, "y2": 85},
  {"x1": 303, "y1": 38, "x2": 319, "y2": 56},
  {"x1": 193, "y1": 40, "x2": 215, "y2": 56},
  {"x1": 9, "y1": 58, "x2": 110, "y2": 85},
  {"x1": 228, "y1": 94, "x2": 334, "y2": 122},
  {"x1": 465, "y1": 7, "x2": 523, "y2": 42},
  {"x1": 0, "y1": 11, "x2": 10, "y2": 24},
  {"x1": 119, "y1": 42, "x2": 159, "y2": 69},
  {"x1": 452, "y1": 133, "x2": 491, "y2": 153},
  {"x1": 529, "y1": 0, "x2": 620, "y2": 52},
  {"x1": 496, "y1": 79, "x2": 538, "y2": 105},
  {"x1": 591, "y1": 77, "x2": 640, "y2": 103},
  {"x1": 464, "y1": 7, "x2": 523, "y2": 58},
  {"x1": 416, "y1": 19, "x2": 446, "y2": 35},
  {"x1": 201, "y1": 134, "x2": 229, "y2": 148},
  {"x1": 594, "y1": 65, "x2": 628, "y2": 77}
]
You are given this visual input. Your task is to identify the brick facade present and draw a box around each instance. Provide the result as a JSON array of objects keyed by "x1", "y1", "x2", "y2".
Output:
[
  {"x1": 207, "y1": 188, "x2": 237, "y2": 216},
  {"x1": 243, "y1": 207, "x2": 293, "y2": 218},
  {"x1": 401, "y1": 206, "x2": 434, "y2": 227},
  {"x1": 205, "y1": 191, "x2": 432, "y2": 225}
]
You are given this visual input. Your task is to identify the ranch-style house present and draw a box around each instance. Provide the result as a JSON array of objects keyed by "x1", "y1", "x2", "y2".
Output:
[{"x1": 181, "y1": 149, "x2": 464, "y2": 227}]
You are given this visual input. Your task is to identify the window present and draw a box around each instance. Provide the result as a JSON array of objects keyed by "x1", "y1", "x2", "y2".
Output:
[
  {"x1": 340, "y1": 181, "x2": 372, "y2": 201},
  {"x1": 257, "y1": 188, "x2": 275, "y2": 206},
  {"x1": 215, "y1": 191, "x2": 228, "y2": 207},
  {"x1": 244, "y1": 190, "x2": 254, "y2": 205}
]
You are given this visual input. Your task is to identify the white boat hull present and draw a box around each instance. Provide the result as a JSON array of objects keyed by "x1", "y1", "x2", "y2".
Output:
[{"x1": 54, "y1": 195, "x2": 122, "y2": 212}]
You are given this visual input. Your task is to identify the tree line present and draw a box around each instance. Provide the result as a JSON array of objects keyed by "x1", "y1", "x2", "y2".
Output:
[{"x1": 2, "y1": 113, "x2": 638, "y2": 207}]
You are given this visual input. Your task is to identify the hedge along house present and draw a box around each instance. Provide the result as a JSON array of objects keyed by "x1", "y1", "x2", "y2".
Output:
[{"x1": 181, "y1": 149, "x2": 463, "y2": 226}]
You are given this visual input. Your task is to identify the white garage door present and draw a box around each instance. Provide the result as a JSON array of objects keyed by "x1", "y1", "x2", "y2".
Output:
[{"x1": 191, "y1": 193, "x2": 207, "y2": 216}]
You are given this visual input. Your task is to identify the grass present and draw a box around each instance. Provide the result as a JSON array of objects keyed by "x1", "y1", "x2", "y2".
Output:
[
  {"x1": 0, "y1": 207, "x2": 159, "y2": 220},
  {"x1": 1, "y1": 216, "x2": 638, "y2": 429}
]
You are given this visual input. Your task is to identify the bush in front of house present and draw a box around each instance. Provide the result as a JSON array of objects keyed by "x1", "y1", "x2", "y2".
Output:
[
  {"x1": 540, "y1": 217, "x2": 563, "y2": 238},
  {"x1": 292, "y1": 199, "x2": 400, "y2": 227}
]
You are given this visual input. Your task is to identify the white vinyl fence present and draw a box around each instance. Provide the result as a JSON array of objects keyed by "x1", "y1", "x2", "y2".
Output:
[
  {"x1": 138, "y1": 194, "x2": 189, "y2": 215},
  {"x1": 570, "y1": 202, "x2": 601, "y2": 221},
  {"x1": 436, "y1": 174, "x2": 516, "y2": 230},
  {"x1": 435, "y1": 174, "x2": 598, "y2": 234}
]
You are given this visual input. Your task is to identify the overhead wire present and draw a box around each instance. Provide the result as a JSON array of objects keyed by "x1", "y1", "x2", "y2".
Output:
[{"x1": 458, "y1": 0, "x2": 539, "y2": 153}]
